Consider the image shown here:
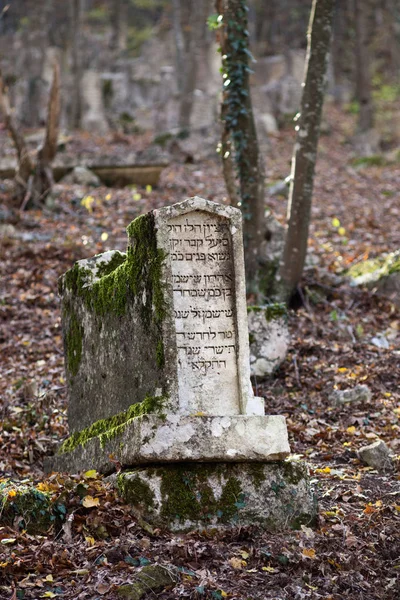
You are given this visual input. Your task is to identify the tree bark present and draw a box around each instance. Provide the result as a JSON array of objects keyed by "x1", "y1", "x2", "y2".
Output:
[
  {"x1": 173, "y1": 0, "x2": 204, "y2": 131},
  {"x1": 0, "y1": 62, "x2": 60, "y2": 208},
  {"x1": 219, "y1": 0, "x2": 266, "y2": 297},
  {"x1": 71, "y1": 0, "x2": 83, "y2": 129},
  {"x1": 110, "y1": 0, "x2": 128, "y2": 55},
  {"x1": 277, "y1": 0, "x2": 334, "y2": 303},
  {"x1": 354, "y1": 0, "x2": 374, "y2": 132}
]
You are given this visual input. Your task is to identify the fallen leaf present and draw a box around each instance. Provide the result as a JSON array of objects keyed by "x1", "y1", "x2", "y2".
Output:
[
  {"x1": 302, "y1": 548, "x2": 316, "y2": 559},
  {"x1": 82, "y1": 495, "x2": 99, "y2": 508}
]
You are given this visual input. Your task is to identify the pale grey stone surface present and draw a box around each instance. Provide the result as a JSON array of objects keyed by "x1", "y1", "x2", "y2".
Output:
[
  {"x1": 329, "y1": 384, "x2": 372, "y2": 406},
  {"x1": 48, "y1": 414, "x2": 290, "y2": 475},
  {"x1": 248, "y1": 307, "x2": 289, "y2": 378},
  {"x1": 117, "y1": 461, "x2": 317, "y2": 532},
  {"x1": 61, "y1": 166, "x2": 101, "y2": 187},
  {"x1": 357, "y1": 440, "x2": 394, "y2": 471}
]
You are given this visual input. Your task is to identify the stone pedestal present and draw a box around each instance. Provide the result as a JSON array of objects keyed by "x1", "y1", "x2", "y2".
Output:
[{"x1": 117, "y1": 461, "x2": 317, "y2": 532}]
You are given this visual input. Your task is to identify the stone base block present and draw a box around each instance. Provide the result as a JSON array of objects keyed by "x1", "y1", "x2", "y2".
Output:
[
  {"x1": 46, "y1": 414, "x2": 290, "y2": 475},
  {"x1": 116, "y1": 461, "x2": 317, "y2": 532}
]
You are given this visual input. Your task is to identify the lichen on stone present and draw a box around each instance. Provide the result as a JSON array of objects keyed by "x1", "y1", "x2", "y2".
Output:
[
  {"x1": 347, "y1": 250, "x2": 400, "y2": 284},
  {"x1": 58, "y1": 395, "x2": 167, "y2": 454}
]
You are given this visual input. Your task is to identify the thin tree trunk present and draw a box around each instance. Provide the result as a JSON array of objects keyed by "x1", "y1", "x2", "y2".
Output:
[
  {"x1": 219, "y1": 0, "x2": 266, "y2": 297},
  {"x1": 0, "y1": 62, "x2": 60, "y2": 208},
  {"x1": 110, "y1": 0, "x2": 128, "y2": 55},
  {"x1": 172, "y1": 0, "x2": 185, "y2": 98},
  {"x1": 174, "y1": 0, "x2": 203, "y2": 131},
  {"x1": 277, "y1": 0, "x2": 334, "y2": 303},
  {"x1": 354, "y1": 0, "x2": 374, "y2": 132},
  {"x1": 71, "y1": 0, "x2": 83, "y2": 129}
]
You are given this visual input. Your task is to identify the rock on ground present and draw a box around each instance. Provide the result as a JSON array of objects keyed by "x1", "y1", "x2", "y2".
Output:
[
  {"x1": 117, "y1": 565, "x2": 177, "y2": 599},
  {"x1": 61, "y1": 166, "x2": 101, "y2": 187},
  {"x1": 248, "y1": 305, "x2": 289, "y2": 378},
  {"x1": 357, "y1": 439, "x2": 394, "y2": 471},
  {"x1": 329, "y1": 384, "x2": 372, "y2": 406}
]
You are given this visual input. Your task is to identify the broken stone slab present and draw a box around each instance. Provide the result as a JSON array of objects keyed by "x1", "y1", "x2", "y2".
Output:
[
  {"x1": 357, "y1": 440, "x2": 394, "y2": 471},
  {"x1": 59, "y1": 197, "x2": 264, "y2": 434},
  {"x1": 248, "y1": 304, "x2": 289, "y2": 378},
  {"x1": 116, "y1": 460, "x2": 317, "y2": 532},
  {"x1": 329, "y1": 384, "x2": 372, "y2": 406},
  {"x1": 48, "y1": 411, "x2": 290, "y2": 476}
]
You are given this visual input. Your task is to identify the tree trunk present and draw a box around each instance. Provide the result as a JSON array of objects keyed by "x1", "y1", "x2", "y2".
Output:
[
  {"x1": 354, "y1": 0, "x2": 374, "y2": 132},
  {"x1": 110, "y1": 0, "x2": 128, "y2": 55},
  {"x1": 172, "y1": 0, "x2": 203, "y2": 132},
  {"x1": 218, "y1": 0, "x2": 266, "y2": 297},
  {"x1": 71, "y1": 0, "x2": 83, "y2": 129},
  {"x1": 277, "y1": 0, "x2": 334, "y2": 303},
  {"x1": 0, "y1": 62, "x2": 60, "y2": 208}
]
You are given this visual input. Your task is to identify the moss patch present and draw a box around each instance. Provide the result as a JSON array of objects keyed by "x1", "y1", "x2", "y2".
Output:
[
  {"x1": 117, "y1": 461, "x2": 317, "y2": 532},
  {"x1": 119, "y1": 464, "x2": 245, "y2": 526},
  {"x1": 117, "y1": 565, "x2": 176, "y2": 599},
  {"x1": 247, "y1": 303, "x2": 288, "y2": 321},
  {"x1": 0, "y1": 480, "x2": 65, "y2": 534},
  {"x1": 95, "y1": 251, "x2": 127, "y2": 278},
  {"x1": 62, "y1": 212, "x2": 167, "y2": 376},
  {"x1": 65, "y1": 308, "x2": 83, "y2": 377},
  {"x1": 347, "y1": 250, "x2": 400, "y2": 283},
  {"x1": 58, "y1": 395, "x2": 166, "y2": 454}
]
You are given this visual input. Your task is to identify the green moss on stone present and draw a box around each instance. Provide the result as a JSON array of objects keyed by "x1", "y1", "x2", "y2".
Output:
[
  {"x1": 347, "y1": 250, "x2": 400, "y2": 281},
  {"x1": 117, "y1": 474, "x2": 155, "y2": 509},
  {"x1": 123, "y1": 464, "x2": 245, "y2": 525},
  {"x1": 155, "y1": 339, "x2": 165, "y2": 369},
  {"x1": 245, "y1": 463, "x2": 267, "y2": 490},
  {"x1": 264, "y1": 303, "x2": 288, "y2": 322},
  {"x1": 117, "y1": 565, "x2": 175, "y2": 599},
  {"x1": 65, "y1": 309, "x2": 83, "y2": 377},
  {"x1": 0, "y1": 480, "x2": 64, "y2": 534},
  {"x1": 247, "y1": 303, "x2": 287, "y2": 322},
  {"x1": 95, "y1": 251, "x2": 127, "y2": 278},
  {"x1": 58, "y1": 395, "x2": 166, "y2": 454},
  {"x1": 62, "y1": 212, "x2": 167, "y2": 377}
]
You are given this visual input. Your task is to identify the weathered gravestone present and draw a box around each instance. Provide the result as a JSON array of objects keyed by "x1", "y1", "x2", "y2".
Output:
[{"x1": 47, "y1": 197, "x2": 316, "y2": 531}]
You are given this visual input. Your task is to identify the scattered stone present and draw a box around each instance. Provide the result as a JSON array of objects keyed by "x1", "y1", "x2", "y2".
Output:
[
  {"x1": 248, "y1": 304, "x2": 290, "y2": 378},
  {"x1": 329, "y1": 384, "x2": 372, "y2": 406},
  {"x1": 61, "y1": 166, "x2": 101, "y2": 187},
  {"x1": 347, "y1": 250, "x2": 400, "y2": 307},
  {"x1": 117, "y1": 565, "x2": 177, "y2": 599},
  {"x1": 117, "y1": 461, "x2": 317, "y2": 532},
  {"x1": 357, "y1": 440, "x2": 393, "y2": 471}
]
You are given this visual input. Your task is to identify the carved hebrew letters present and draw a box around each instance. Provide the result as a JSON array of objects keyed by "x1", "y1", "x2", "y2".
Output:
[{"x1": 168, "y1": 211, "x2": 240, "y2": 415}]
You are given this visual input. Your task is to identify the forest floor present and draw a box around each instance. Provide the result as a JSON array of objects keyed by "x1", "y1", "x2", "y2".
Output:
[{"x1": 0, "y1": 106, "x2": 399, "y2": 599}]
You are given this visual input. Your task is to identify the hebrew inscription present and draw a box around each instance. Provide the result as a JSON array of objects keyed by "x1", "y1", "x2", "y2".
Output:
[{"x1": 168, "y1": 211, "x2": 240, "y2": 415}]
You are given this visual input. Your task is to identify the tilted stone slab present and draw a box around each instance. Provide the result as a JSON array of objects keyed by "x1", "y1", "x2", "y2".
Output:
[
  {"x1": 61, "y1": 197, "x2": 264, "y2": 434},
  {"x1": 116, "y1": 461, "x2": 317, "y2": 532},
  {"x1": 48, "y1": 414, "x2": 290, "y2": 476}
]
